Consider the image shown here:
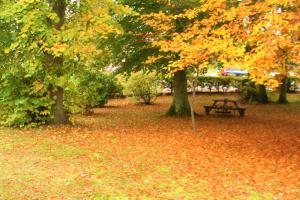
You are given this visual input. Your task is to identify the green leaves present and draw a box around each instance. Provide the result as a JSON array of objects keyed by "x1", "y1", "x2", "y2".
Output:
[
  {"x1": 121, "y1": 71, "x2": 160, "y2": 105},
  {"x1": 0, "y1": 71, "x2": 52, "y2": 127},
  {"x1": 0, "y1": 0, "x2": 130, "y2": 126},
  {"x1": 65, "y1": 70, "x2": 122, "y2": 114}
]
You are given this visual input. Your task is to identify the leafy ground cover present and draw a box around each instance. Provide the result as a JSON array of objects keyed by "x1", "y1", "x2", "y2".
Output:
[{"x1": 0, "y1": 94, "x2": 299, "y2": 199}]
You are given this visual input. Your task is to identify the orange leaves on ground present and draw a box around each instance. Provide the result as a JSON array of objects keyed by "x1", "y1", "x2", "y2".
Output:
[{"x1": 1, "y1": 95, "x2": 299, "y2": 199}]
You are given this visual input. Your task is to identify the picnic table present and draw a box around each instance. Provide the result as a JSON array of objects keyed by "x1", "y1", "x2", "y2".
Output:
[{"x1": 204, "y1": 99, "x2": 246, "y2": 117}]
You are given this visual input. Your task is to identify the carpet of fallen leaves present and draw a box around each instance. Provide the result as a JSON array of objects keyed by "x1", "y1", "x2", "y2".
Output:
[{"x1": 0, "y1": 94, "x2": 299, "y2": 200}]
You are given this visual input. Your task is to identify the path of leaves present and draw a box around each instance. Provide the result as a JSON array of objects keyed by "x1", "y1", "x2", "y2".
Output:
[{"x1": 0, "y1": 95, "x2": 299, "y2": 199}]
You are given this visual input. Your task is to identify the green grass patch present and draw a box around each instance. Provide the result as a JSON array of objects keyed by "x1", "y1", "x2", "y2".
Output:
[
  {"x1": 248, "y1": 190, "x2": 274, "y2": 200},
  {"x1": 267, "y1": 92, "x2": 300, "y2": 103},
  {"x1": 33, "y1": 139, "x2": 88, "y2": 158}
]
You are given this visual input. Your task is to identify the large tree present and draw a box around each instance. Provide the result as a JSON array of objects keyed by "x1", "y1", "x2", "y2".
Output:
[
  {"x1": 146, "y1": 0, "x2": 300, "y2": 106},
  {"x1": 0, "y1": 0, "x2": 129, "y2": 126},
  {"x1": 112, "y1": 0, "x2": 201, "y2": 117},
  {"x1": 141, "y1": 0, "x2": 246, "y2": 115}
]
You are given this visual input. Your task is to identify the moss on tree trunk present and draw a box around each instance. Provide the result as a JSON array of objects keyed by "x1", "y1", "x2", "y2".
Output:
[{"x1": 167, "y1": 70, "x2": 191, "y2": 117}]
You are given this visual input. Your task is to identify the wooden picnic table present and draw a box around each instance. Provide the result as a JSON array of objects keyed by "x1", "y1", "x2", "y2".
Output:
[{"x1": 204, "y1": 99, "x2": 246, "y2": 117}]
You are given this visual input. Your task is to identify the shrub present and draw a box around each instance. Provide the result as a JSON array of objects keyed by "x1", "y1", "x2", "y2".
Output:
[
  {"x1": 121, "y1": 71, "x2": 160, "y2": 105},
  {"x1": 239, "y1": 80, "x2": 259, "y2": 103},
  {"x1": 287, "y1": 77, "x2": 300, "y2": 93},
  {"x1": 197, "y1": 76, "x2": 246, "y2": 93},
  {"x1": 65, "y1": 71, "x2": 122, "y2": 114},
  {"x1": 0, "y1": 72, "x2": 51, "y2": 127}
]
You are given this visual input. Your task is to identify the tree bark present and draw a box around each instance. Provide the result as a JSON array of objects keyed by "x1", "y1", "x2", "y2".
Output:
[
  {"x1": 258, "y1": 85, "x2": 268, "y2": 104},
  {"x1": 50, "y1": 86, "x2": 68, "y2": 124},
  {"x1": 48, "y1": 0, "x2": 68, "y2": 124},
  {"x1": 167, "y1": 70, "x2": 191, "y2": 117},
  {"x1": 278, "y1": 77, "x2": 288, "y2": 104}
]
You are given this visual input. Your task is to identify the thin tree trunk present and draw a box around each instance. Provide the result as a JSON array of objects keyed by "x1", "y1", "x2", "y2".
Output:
[
  {"x1": 190, "y1": 97, "x2": 196, "y2": 131},
  {"x1": 190, "y1": 79, "x2": 197, "y2": 133},
  {"x1": 278, "y1": 77, "x2": 288, "y2": 104},
  {"x1": 167, "y1": 70, "x2": 191, "y2": 117}
]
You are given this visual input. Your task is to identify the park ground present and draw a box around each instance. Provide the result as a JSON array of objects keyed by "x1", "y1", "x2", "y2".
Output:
[{"x1": 0, "y1": 94, "x2": 299, "y2": 199}]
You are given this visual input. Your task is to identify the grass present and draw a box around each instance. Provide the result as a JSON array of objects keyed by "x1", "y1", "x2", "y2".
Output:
[
  {"x1": 0, "y1": 93, "x2": 299, "y2": 199},
  {"x1": 267, "y1": 92, "x2": 300, "y2": 103}
]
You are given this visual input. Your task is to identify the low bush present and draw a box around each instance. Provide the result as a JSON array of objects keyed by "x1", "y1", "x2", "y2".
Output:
[
  {"x1": 197, "y1": 76, "x2": 246, "y2": 93},
  {"x1": 0, "y1": 71, "x2": 51, "y2": 127},
  {"x1": 287, "y1": 76, "x2": 300, "y2": 93},
  {"x1": 121, "y1": 71, "x2": 161, "y2": 105},
  {"x1": 65, "y1": 71, "x2": 122, "y2": 114}
]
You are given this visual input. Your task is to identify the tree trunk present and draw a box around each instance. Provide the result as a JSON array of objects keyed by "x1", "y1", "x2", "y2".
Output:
[
  {"x1": 48, "y1": 0, "x2": 68, "y2": 124},
  {"x1": 46, "y1": 56, "x2": 68, "y2": 124},
  {"x1": 258, "y1": 85, "x2": 268, "y2": 104},
  {"x1": 278, "y1": 77, "x2": 288, "y2": 104},
  {"x1": 167, "y1": 70, "x2": 191, "y2": 117},
  {"x1": 50, "y1": 0, "x2": 66, "y2": 29},
  {"x1": 190, "y1": 78, "x2": 197, "y2": 133},
  {"x1": 51, "y1": 86, "x2": 68, "y2": 124}
]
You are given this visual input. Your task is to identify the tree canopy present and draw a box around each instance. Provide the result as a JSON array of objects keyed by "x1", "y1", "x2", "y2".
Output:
[
  {"x1": 142, "y1": 0, "x2": 300, "y2": 85},
  {"x1": 0, "y1": 0, "x2": 130, "y2": 126},
  {"x1": 0, "y1": 0, "x2": 299, "y2": 126}
]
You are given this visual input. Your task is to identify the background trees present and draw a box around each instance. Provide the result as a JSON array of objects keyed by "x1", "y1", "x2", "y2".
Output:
[{"x1": 235, "y1": 0, "x2": 300, "y2": 103}]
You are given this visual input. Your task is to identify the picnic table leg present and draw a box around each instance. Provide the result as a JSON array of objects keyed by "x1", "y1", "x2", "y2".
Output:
[
  {"x1": 238, "y1": 109, "x2": 245, "y2": 117},
  {"x1": 205, "y1": 108, "x2": 211, "y2": 115}
]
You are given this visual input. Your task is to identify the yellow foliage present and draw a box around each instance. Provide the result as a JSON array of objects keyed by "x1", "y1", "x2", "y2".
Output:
[
  {"x1": 33, "y1": 81, "x2": 43, "y2": 92},
  {"x1": 143, "y1": 0, "x2": 300, "y2": 86},
  {"x1": 50, "y1": 43, "x2": 68, "y2": 57}
]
